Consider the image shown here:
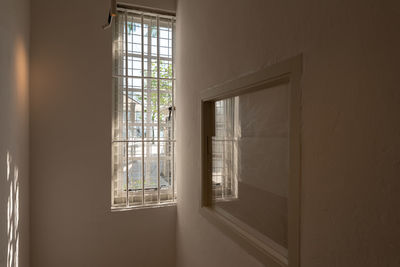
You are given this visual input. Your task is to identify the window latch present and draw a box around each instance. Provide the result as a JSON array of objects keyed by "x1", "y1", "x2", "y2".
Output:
[{"x1": 168, "y1": 106, "x2": 176, "y2": 121}]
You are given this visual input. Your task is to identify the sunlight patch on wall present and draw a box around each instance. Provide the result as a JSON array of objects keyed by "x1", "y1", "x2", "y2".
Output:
[
  {"x1": 6, "y1": 151, "x2": 19, "y2": 267},
  {"x1": 14, "y1": 36, "x2": 28, "y2": 103}
]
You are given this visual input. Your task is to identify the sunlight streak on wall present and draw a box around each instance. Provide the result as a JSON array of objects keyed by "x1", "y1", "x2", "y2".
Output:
[{"x1": 6, "y1": 151, "x2": 19, "y2": 267}]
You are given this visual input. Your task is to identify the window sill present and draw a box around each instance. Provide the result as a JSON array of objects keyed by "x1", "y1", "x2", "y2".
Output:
[{"x1": 111, "y1": 201, "x2": 176, "y2": 212}]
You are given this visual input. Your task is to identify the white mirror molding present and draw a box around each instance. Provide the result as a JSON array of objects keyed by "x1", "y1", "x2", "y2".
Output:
[{"x1": 200, "y1": 55, "x2": 302, "y2": 267}]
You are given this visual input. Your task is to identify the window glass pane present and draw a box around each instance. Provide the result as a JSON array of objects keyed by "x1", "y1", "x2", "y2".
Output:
[
  {"x1": 112, "y1": 77, "x2": 125, "y2": 140},
  {"x1": 151, "y1": 59, "x2": 158, "y2": 78},
  {"x1": 160, "y1": 142, "x2": 174, "y2": 202},
  {"x1": 126, "y1": 56, "x2": 142, "y2": 76},
  {"x1": 127, "y1": 90, "x2": 143, "y2": 141},
  {"x1": 143, "y1": 79, "x2": 158, "y2": 141},
  {"x1": 112, "y1": 142, "x2": 127, "y2": 207},
  {"x1": 159, "y1": 60, "x2": 172, "y2": 78},
  {"x1": 159, "y1": 91, "x2": 173, "y2": 140},
  {"x1": 127, "y1": 20, "x2": 142, "y2": 56},
  {"x1": 128, "y1": 141, "x2": 143, "y2": 205},
  {"x1": 144, "y1": 142, "x2": 158, "y2": 204}
]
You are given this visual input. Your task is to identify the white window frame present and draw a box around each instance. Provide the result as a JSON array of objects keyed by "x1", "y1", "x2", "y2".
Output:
[{"x1": 111, "y1": 6, "x2": 176, "y2": 209}]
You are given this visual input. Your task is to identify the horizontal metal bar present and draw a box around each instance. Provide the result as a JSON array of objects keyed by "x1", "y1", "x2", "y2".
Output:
[
  {"x1": 121, "y1": 89, "x2": 172, "y2": 95},
  {"x1": 112, "y1": 140, "x2": 176, "y2": 143},
  {"x1": 122, "y1": 123, "x2": 172, "y2": 126},
  {"x1": 125, "y1": 155, "x2": 172, "y2": 159},
  {"x1": 123, "y1": 53, "x2": 173, "y2": 62},
  {"x1": 113, "y1": 74, "x2": 174, "y2": 81},
  {"x1": 211, "y1": 139, "x2": 239, "y2": 142}
]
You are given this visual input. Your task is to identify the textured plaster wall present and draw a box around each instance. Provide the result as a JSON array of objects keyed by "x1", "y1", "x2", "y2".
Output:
[
  {"x1": 29, "y1": 0, "x2": 176, "y2": 266},
  {"x1": 0, "y1": 0, "x2": 30, "y2": 266},
  {"x1": 176, "y1": 0, "x2": 400, "y2": 266}
]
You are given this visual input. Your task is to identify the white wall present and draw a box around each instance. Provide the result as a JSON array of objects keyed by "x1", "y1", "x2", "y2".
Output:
[
  {"x1": 29, "y1": 0, "x2": 176, "y2": 266},
  {"x1": 176, "y1": 0, "x2": 400, "y2": 266},
  {"x1": 0, "y1": 0, "x2": 30, "y2": 266}
]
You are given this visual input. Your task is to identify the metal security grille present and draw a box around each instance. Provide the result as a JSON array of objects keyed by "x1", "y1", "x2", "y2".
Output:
[{"x1": 112, "y1": 8, "x2": 176, "y2": 208}]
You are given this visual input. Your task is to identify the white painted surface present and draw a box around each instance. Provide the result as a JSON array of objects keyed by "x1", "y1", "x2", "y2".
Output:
[
  {"x1": 5, "y1": 0, "x2": 400, "y2": 266},
  {"x1": 0, "y1": 0, "x2": 30, "y2": 266},
  {"x1": 29, "y1": 0, "x2": 176, "y2": 266},
  {"x1": 176, "y1": 0, "x2": 400, "y2": 266}
]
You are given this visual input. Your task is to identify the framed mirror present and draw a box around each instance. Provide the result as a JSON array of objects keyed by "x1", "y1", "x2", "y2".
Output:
[{"x1": 200, "y1": 55, "x2": 302, "y2": 266}]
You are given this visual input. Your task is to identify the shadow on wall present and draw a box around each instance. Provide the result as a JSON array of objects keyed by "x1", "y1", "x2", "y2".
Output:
[{"x1": 6, "y1": 151, "x2": 19, "y2": 267}]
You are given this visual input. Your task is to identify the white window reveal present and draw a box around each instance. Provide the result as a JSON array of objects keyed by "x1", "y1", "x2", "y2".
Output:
[{"x1": 112, "y1": 8, "x2": 176, "y2": 208}]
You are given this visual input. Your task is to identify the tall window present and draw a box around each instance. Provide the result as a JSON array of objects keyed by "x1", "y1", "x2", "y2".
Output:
[{"x1": 112, "y1": 8, "x2": 176, "y2": 208}]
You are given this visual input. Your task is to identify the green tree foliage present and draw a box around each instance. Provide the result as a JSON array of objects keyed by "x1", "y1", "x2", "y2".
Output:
[{"x1": 150, "y1": 61, "x2": 173, "y2": 122}]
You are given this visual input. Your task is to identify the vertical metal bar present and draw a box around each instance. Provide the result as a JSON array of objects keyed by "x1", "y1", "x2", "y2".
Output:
[
  {"x1": 234, "y1": 98, "x2": 239, "y2": 198},
  {"x1": 156, "y1": 15, "x2": 161, "y2": 203},
  {"x1": 111, "y1": 14, "x2": 116, "y2": 207},
  {"x1": 124, "y1": 12, "x2": 129, "y2": 206},
  {"x1": 145, "y1": 16, "x2": 152, "y2": 204},
  {"x1": 171, "y1": 18, "x2": 175, "y2": 201},
  {"x1": 141, "y1": 13, "x2": 145, "y2": 205},
  {"x1": 230, "y1": 99, "x2": 234, "y2": 197},
  {"x1": 222, "y1": 101, "x2": 225, "y2": 199}
]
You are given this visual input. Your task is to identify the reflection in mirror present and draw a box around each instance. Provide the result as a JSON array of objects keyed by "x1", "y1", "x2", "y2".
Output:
[
  {"x1": 211, "y1": 83, "x2": 289, "y2": 253},
  {"x1": 212, "y1": 97, "x2": 239, "y2": 200}
]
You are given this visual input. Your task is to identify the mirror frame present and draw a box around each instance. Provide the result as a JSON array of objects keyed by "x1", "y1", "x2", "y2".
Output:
[{"x1": 200, "y1": 55, "x2": 302, "y2": 267}]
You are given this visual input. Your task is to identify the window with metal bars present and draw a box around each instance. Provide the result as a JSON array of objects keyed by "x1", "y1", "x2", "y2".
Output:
[{"x1": 112, "y1": 8, "x2": 176, "y2": 208}]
